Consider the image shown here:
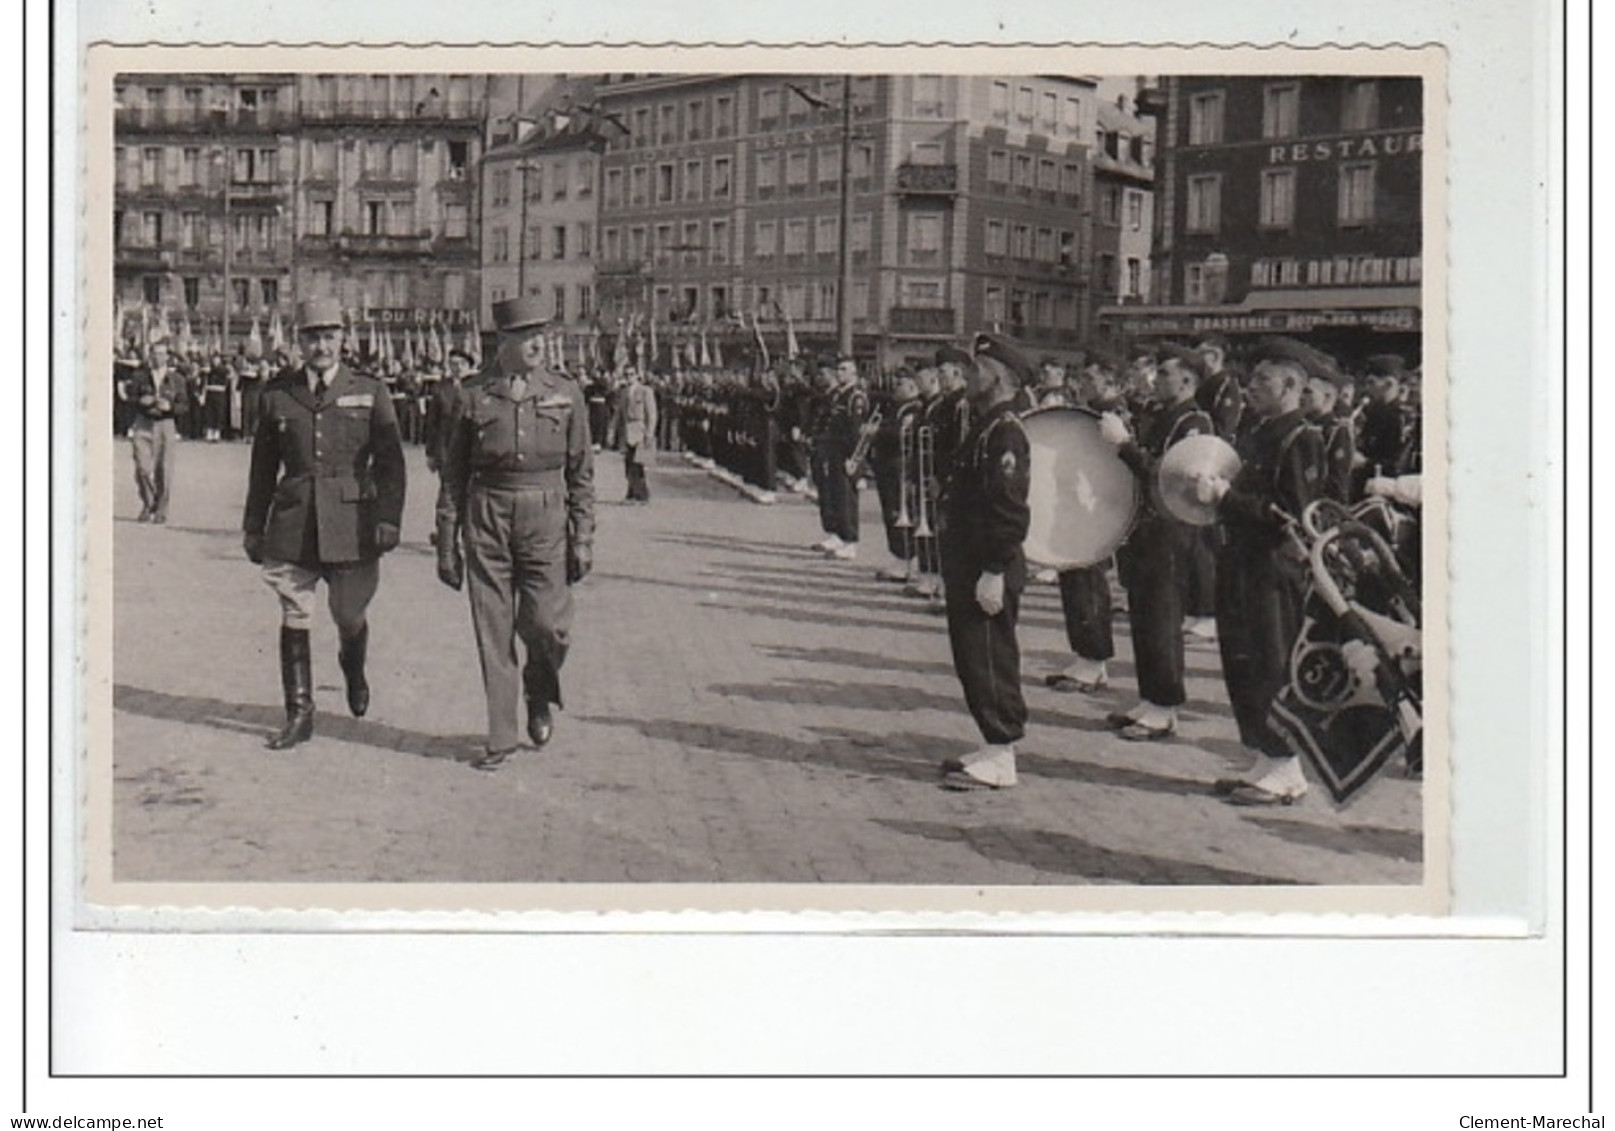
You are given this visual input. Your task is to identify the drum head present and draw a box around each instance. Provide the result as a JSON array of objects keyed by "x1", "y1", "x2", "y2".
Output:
[{"x1": 1021, "y1": 407, "x2": 1138, "y2": 569}]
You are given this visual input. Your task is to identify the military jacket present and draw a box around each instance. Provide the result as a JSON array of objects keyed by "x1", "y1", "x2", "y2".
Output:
[
  {"x1": 1319, "y1": 414, "x2": 1356, "y2": 503},
  {"x1": 1196, "y1": 369, "x2": 1246, "y2": 443},
  {"x1": 822, "y1": 383, "x2": 870, "y2": 453},
  {"x1": 939, "y1": 399, "x2": 1031, "y2": 585},
  {"x1": 1218, "y1": 409, "x2": 1324, "y2": 553},
  {"x1": 243, "y1": 365, "x2": 407, "y2": 565},
  {"x1": 436, "y1": 367, "x2": 595, "y2": 548},
  {"x1": 1117, "y1": 397, "x2": 1215, "y2": 521}
]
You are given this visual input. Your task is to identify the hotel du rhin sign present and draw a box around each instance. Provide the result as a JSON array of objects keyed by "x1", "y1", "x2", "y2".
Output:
[
  {"x1": 352, "y1": 307, "x2": 479, "y2": 328},
  {"x1": 1264, "y1": 130, "x2": 1422, "y2": 165}
]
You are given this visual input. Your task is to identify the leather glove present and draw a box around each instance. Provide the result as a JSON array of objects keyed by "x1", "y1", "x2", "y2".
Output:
[
  {"x1": 975, "y1": 570, "x2": 1005, "y2": 616},
  {"x1": 1194, "y1": 474, "x2": 1230, "y2": 504},
  {"x1": 436, "y1": 546, "x2": 464, "y2": 591},
  {"x1": 375, "y1": 522, "x2": 401, "y2": 554},
  {"x1": 243, "y1": 532, "x2": 265, "y2": 564},
  {"x1": 567, "y1": 542, "x2": 593, "y2": 584},
  {"x1": 1098, "y1": 411, "x2": 1130, "y2": 446}
]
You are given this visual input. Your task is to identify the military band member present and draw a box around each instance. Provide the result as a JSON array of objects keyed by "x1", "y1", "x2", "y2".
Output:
[
  {"x1": 1185, "y1": 334, "x2": 1247, "y2": 638},
  {"x1": 241, "y1": 298, "x2": 407, "y2": 749},
  {"x1": 815, "y1": 356, "x2": 868, "y2": 560},
  {"x1": 1355, "y1": 354, "x2": 1413, "y2": 498},
  {"x1": 871, "y1": 370, "x2": 923, "y2": 582},
  {"x1": 1044, "y1": 349, "x2": 1127, "y2": 693},
  {"x1": 435, "y1": 296, "x2": 596, "y2": 771},
  {"x1": 1302, "y1": 362, "x2": 1356, "y2": 503},
  {"x1": 937, "y1": 333, "x2": 1034, "y2": 791},
  {"x1": 1194, "y1": 337, "x2": 1326, "y2": 805},
  {"x1": 1100, "y1": 344, "x2": 1215, "y2": 740},
  {"x1": 1192, "y1": 334, "x2": 1246, "y2": 443}
]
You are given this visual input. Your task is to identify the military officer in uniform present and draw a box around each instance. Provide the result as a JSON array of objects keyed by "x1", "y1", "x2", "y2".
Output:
[
  {"x1": 435, "y1": 296, "x2": 596, "y2": 771},
  {"x1": 242, "y1": 298, "x2": 407, "y2": 749},
  {"x1": 1194, "y1": 337, "x2": 1325, "y2": 805},
  {"x1": 937, "y1": 333, "x2": 1034, "y2": 790}
]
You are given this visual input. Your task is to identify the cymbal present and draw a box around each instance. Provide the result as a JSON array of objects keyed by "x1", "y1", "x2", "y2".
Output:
[{"x1": 1156, "y1": 434, "x2": 1242, "y2": 526}]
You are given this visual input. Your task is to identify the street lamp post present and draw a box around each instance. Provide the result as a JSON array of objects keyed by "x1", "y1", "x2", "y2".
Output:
[
  {"x1": 213, "y1": 147, "x2": 233, "y2": 354},
  {"x1": 789, "y1": 76, "x2": 858, "y2": 360}
]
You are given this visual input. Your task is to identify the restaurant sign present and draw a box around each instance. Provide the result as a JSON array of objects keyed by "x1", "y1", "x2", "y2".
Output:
[{"x1": 1103, "y1": 306, "x2": 1420, "y2": 337}]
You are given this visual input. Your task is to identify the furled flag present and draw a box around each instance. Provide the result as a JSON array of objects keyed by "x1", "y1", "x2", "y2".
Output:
[
  {"x1": 785, "y1": 309, "x2": 801, "y2": 360},
  {"x1": 430, "y1": 321, "x2": 444, "y2": 365},
  {"x1": 178, "y1": 312, "x2": 194, "y2": 355},
  {"x1": 750, "y1": 311, "x2": 771, "y2": 368},
  {"x1": 713, "y1": 336, "x2": 724, "y2": 371},
  {"x1": 699, "y1": 328, "x2": 711, "y2": 368},
  {"x1": 401, "y1": 326, "x2": 416, "y2": 370},
  {"x1": 246, "y1": 315, "x2": 264, "y2": 360},
  {"x1": 684, "y1": 337, "x2": 698, "y2": 368},
  {"x1": 268, "y1": 307, "x2": 285, "y2": 354},
  {"x1": 635, "y1": 336, "x2": 645, "y2": 373},
  {"x1": 648, "y1": 313, "x2": 659, "y2": 370},
  {"x1": 368, "y1": 321, "x2": 380, "y2": 362}
]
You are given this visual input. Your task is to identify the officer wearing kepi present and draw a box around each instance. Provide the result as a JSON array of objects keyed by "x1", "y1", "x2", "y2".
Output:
[
  {"x1": 435, "y1": 296, "x2": 596, "y2": 771},
  {"x1": 242, "y1": 298, "x2": 407, "y2": 749}
]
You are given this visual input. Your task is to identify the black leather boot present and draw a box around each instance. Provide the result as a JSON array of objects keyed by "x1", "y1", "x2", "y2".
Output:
[
  {"x1": 338, "y1": 623, "x2": 370, "y2": 718},
  {"x1": 267, "y1": 627, "x2": 315, "y2": 749},
  {"x1": 523, "y1": 661, "x2": 556, "y2": 748}
]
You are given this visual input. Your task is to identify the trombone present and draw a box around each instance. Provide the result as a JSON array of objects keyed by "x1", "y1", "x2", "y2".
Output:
[
  {"x1": 914, "y1": 424, "x2": 936, "y2": 541},
  {"x1": 844, "y1": 405, "x2": 883, "y2": 478},
  {"x1": 895, "y1": 413, "x2": 915, "y2": 532}
]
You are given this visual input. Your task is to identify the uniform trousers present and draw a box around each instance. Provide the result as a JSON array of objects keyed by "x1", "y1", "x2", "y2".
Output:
[
  {"x1": 1214, "y1": 540, "x2": 1304, "y2": 758},
  {"x1": 1116, "y1": 519, "x2": 1192, "y2": 707},
  {"x1": 262, "y1": 558, "x2": 379, "y2": 634},
  {"x1": 624, "y1": 447, "x2": 650, "y2": 501},
  {"x1": 1056, "y1": 563, "x2": 1114, "y2": 661},
  {"x1": 463, "y1": 482, "x2": 574, "y2": 752},
  {"x1": 821, "y1": 454, "x2": 860, "y2": 544},
  {"x1": 872, "y1": 462, "x2": 908, "y2": 559},
  {"x1": 942, "y1": 567, "x2": 1026, "y2": 746},
  {"x1": 129, "y1": 417, "x2": 177, "y2": 518},
  {"x1": 1184, "y1": 529, "x2": 1219, "y2": 619}
]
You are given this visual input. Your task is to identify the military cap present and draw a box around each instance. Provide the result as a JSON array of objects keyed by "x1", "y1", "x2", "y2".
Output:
[
  {"x1": 935, "y1": 344, "x2": 974, "y2": 368},
  {"x1": 971, "y1": 331, "x2": 1033, "y2": 384},
  {"x1": 1081, "y1": 345, "x2": 1124, "y2": 375},
  {"x1": 296, "y1": 297, "x2": 345, "y2": 332},
  {"x1": 1156, "y1": 342, "x2": 1209, "y2": 381},
  {"x1": 1125, "y1": 342, "x2": 1158, "y2": 363},
  {"x1": 492, "y1": 295, "x2": 548, "y2": 333},
  {"x1": 1194, "y1": 332, "x2": 1231, "y2": 353},
  {"x1": 1252, "y1": 336, "x2": 1329, "y2": 382},
  {"x1": 447, "y1": 346, "x2": 476, "y2": 364},
  {"x1": 1364, "y1": 353, "x2": 1409, "y2": 379}
]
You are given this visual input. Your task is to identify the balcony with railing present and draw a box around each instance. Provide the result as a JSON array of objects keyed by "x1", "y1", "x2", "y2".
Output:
[
  {"x1": 896, "y1": 162, "x2": 959, "y2": 199},
  {"x1": 114, "y1": 242, "x2": 179, "y2": 269},
  {"x1": 887, "y1": 306, "x2": 956, "y2": 335},
  {"x1": 115, "y1": 106, "x2": 296, "y2": 132},
  {"x1": 335, "y1": 232, "x2": 434, "y2": 257},
  {"x1": 299, "y1": 100, "x2": 483, "y2": 126}
]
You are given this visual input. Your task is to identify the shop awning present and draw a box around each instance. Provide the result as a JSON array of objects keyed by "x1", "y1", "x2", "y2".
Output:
[{"x1": 1097, "y1": 287, "x2": 1421, "y2": 337}]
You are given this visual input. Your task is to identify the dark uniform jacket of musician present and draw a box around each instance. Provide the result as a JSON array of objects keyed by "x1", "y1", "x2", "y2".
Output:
[
  {"x1": 1196, "y1": 368, "x2": 1245, "y2": 443},
  {"x1": 243, "y1": 364, "x2": 407, "y2": 567},
  {"x1": 1214, "y1": 408, "x2": 1324, "y2": 756},
  {"x1": 939, "y1": 400, "x2": 1032, "y2": 594}
]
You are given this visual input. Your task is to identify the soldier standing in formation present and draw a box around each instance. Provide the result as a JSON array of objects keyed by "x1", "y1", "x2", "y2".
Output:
[
  {"x1": 870, "y1": 370, "x2": 922, "y2": 583},
  {"x1": 1193, "y1": 337, "x2": 1325, "y2": 805},
  {"x1": 937, "y1": 333, "x2": 1034, "y2": 791},
  {"x1": 811, "y1": 357, "x2": 868, "y2": 560},
  {"x1": 1099, "y1": 344, "x2": 1215, "y2": 741},
  {"x1": 619, "y1": 366, "x2": 658, "y2": 504},
  {"x1": 241, "y1": 298, "x2": 407, "y2": 750},
  {"x1": 1044, "y1": 349, "x2": 1129, "y2": 694},
  {"x1": 435, "y1": 297, "x2": 596, "y2": 771},
  {"x1": 1302, "y1": 362, "x2": 1357, "y2": 503}
]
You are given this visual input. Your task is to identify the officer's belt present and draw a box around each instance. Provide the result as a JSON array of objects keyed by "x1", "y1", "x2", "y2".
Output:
[{"x1": 470, "y1": 468, "x2": 567, "y2": 490}]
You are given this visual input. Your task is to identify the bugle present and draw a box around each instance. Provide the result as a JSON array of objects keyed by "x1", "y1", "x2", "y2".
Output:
[{"x1": 844, "y1": 405, "x2": 883, "y2": 477}]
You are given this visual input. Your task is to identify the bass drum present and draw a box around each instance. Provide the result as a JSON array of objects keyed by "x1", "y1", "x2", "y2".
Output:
[{"x1": 1020, "y1": 406, "x2": 1138, "y2": 569}]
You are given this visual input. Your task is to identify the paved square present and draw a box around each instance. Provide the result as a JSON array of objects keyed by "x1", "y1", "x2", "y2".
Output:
[{"x1": 110, "y1": 439, "x2": 1422, "y2": 886}]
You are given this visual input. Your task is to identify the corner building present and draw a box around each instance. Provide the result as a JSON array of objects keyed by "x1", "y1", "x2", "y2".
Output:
[{"x1": 1107, "y1": 74, "x2": 1423, "y2": 364}]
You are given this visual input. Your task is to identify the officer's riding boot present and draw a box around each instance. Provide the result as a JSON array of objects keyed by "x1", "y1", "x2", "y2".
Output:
[
  {"x1": 338, "y1": 623, "x2": 370, "y2": 718},
  {"x1": 267, "y1": 627, "x2": 315, "y2": 750}
]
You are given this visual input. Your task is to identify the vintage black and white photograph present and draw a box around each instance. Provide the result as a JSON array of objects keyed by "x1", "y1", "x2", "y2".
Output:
[{"x1": 84, "y1": 47, "x2": 1445, "y2": 910}]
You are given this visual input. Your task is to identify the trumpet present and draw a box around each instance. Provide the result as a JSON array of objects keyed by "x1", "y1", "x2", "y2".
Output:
[{"x1": 844, "y1": 405, "x2": 883, "y2": 477}]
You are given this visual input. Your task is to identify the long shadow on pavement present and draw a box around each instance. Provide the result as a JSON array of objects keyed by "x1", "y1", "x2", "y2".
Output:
[
  {"x1": 1012, "y1": 747, "x2": 1219, "y2": 800},
  {"x1": 576, "y1": 713, "x2": 969, "y2": 785},
  {"x1": 756, "y1": 643, "x2": 959, "y2": 679},
  {"x1": 1240, "y1": 814, "x2": 1423, "y2": 863},
  {"x1": 588, "y1": 570, "x2": 944, "y2": 626},
  {"x1": 654, "y1": 531, "x2": 816, "y2": 559},
  {"x1": 114, "y1": 684, "x2": 483, "y2": 764},
  {"x1": 708, "y1": 677, "x2": 963, "y2": 715},
  {"x1": 872, "y1": 818, "x2": 1296, "y2": 885}
]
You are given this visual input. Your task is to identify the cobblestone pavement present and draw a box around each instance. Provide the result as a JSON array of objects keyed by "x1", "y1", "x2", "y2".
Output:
[{"x1": 110, "y1": 437, "x2": 1423, "y2": 886}]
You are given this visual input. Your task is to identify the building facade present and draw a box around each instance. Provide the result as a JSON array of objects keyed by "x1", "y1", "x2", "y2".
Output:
[
  {"x1": 1104, "y1": 74, "x2": 1424, "y2": 363},
  {"x1": 113, "y1": 73, "x2": 298, "y2": 343},
  {"x1": 291, "y1": 73, "x2": 488, "y2": 331},
  {"x1": 590, "y1": 73, "x2": 1105, "y2": 370},
  {"x1": 1087, "y1": 92, "x2": 1156, "y2": 309}
]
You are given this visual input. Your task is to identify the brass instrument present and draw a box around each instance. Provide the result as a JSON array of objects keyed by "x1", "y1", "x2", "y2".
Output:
[
  {"x1": 914, "y1": 424, "x2": 936, "y2": 540},
  {"x1": 895, "y1": 413, "x2": 915, "y2": 531},
  {"x1": 843, "y1": 405, "x2": 883, "y2": 477}
]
